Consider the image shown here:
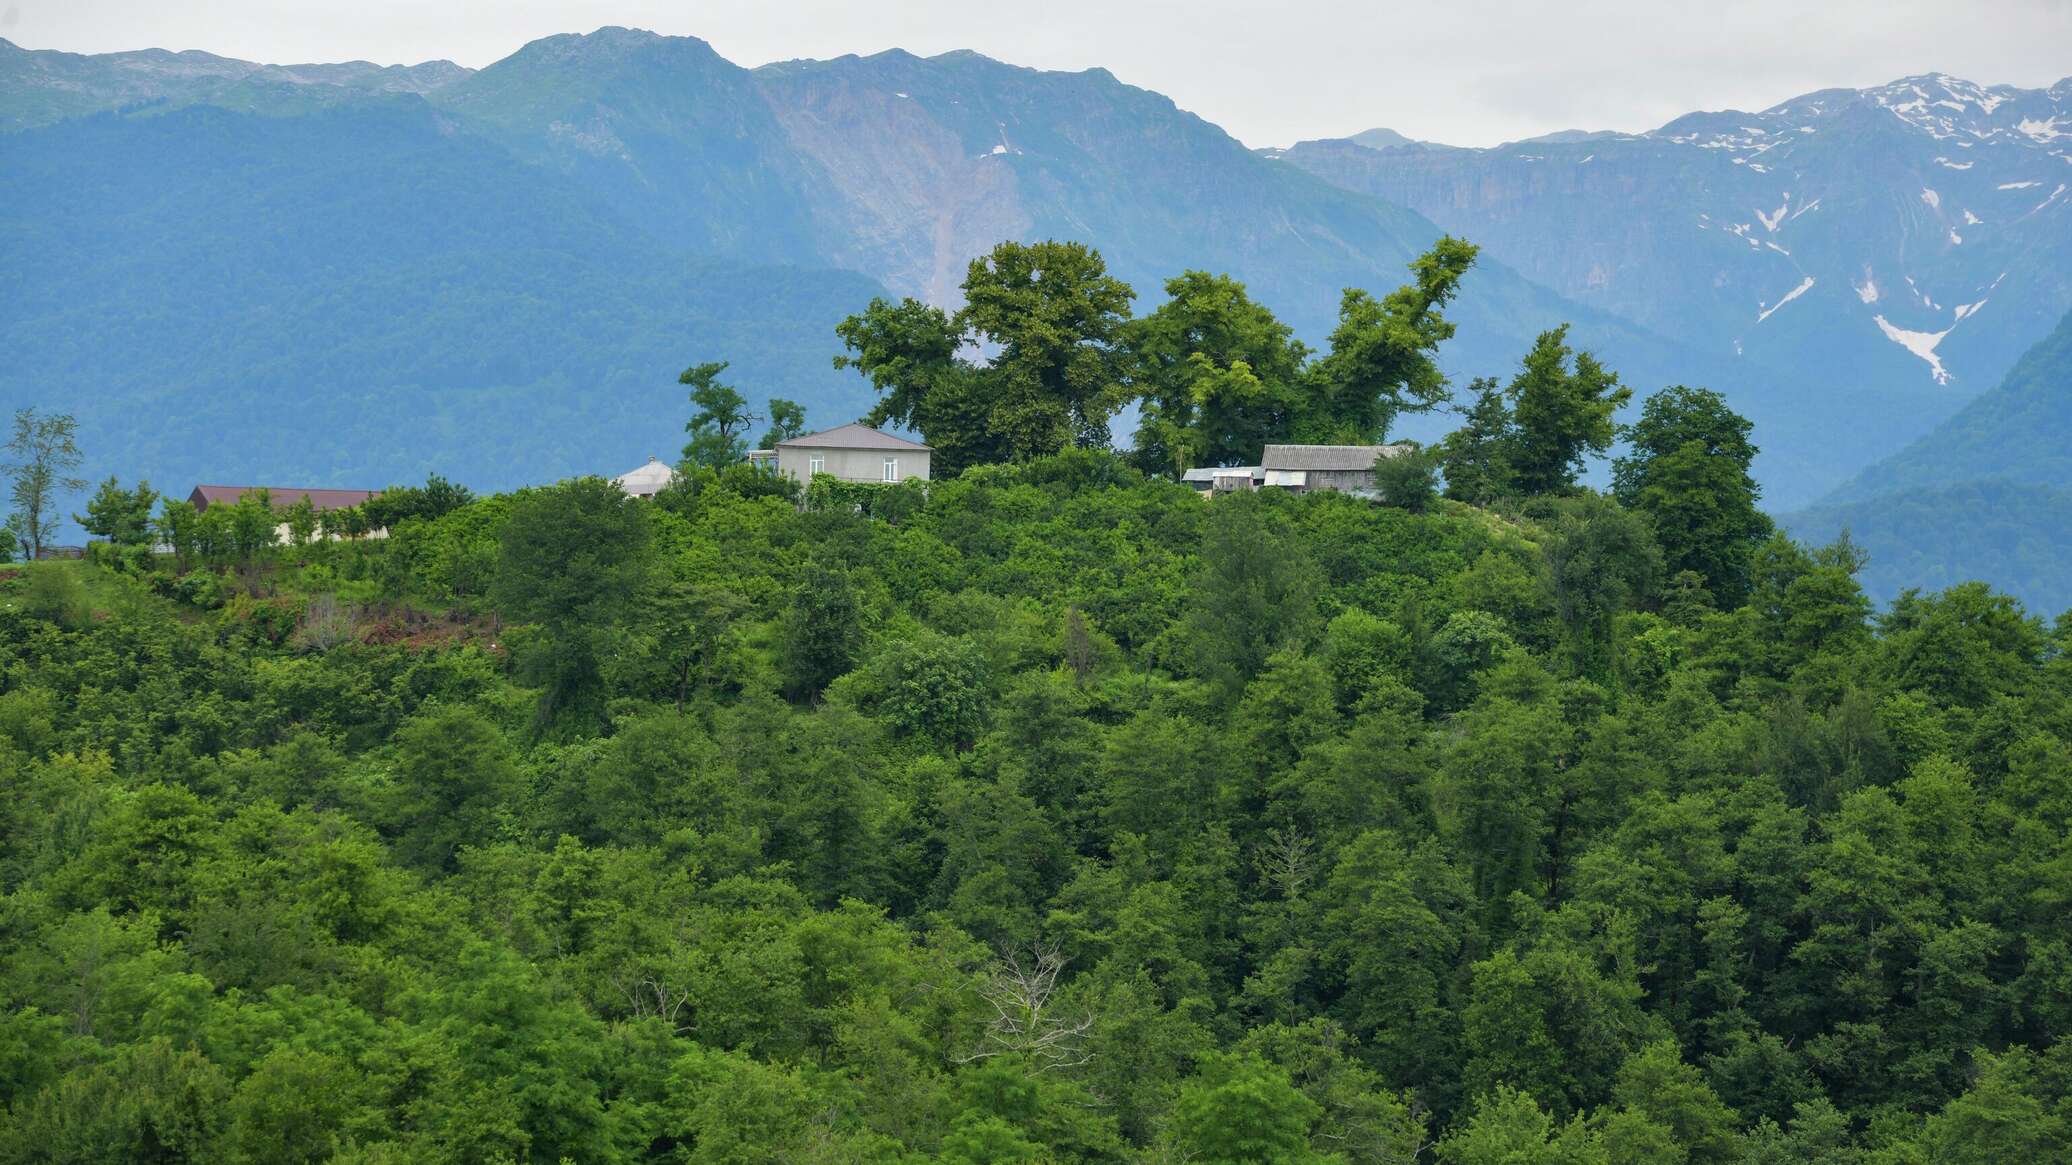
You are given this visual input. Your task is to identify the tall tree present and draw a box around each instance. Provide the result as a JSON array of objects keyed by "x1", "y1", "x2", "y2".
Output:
[
  {"x1": 492, "y1": 477, "x2": 653, "y2": 726},
  {"x1": 1125, "y1": 271, "x2": 1309, "y2": 473},
  {"x1": 836, "y1": 240, "x2": 1134, "y2": 472},
  {"x1": 1183, "y1": 491, "x2": 1323, "y2": 695},
  {"x1": 1507, "y1": 327, "x2": 1632, "y2": 495},
  {"x1": 681, "y1": 361, "x2": 758, "y2": 468},
  {"x1": 958, "y1": 239, "x2": 1136, "y2": 457},
  {"x1": 1612, "y1": 386, "x2": 1772, "y2": 608},
  {"x1": 74, "y1": 477, "x2": 159, "y2": 547},
  {"x1": 1439, "y1": 378, "x2": 1517, "y2": 504},
  {"x1": 1307, "y1": 236, "x2": 1479, "y2": 442},
  {"x1": 3, "y1": 409, "x2": 84, "y2": 560},
  {"x1": 757, "y1": 398, "x2": 809, "y2": 450},
  {"x1": 836, "y1": 296, "x2": 1000, "y2": 474}
]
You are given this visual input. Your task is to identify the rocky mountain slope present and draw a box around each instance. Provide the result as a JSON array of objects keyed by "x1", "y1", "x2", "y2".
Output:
[{"x1": 1273, "y1": 74, "x2": 2072, "y2": 475}]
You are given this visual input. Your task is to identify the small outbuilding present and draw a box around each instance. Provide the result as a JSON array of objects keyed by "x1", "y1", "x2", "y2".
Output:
[
  {"x1": 1182, "y1": 466, "x2": 1263, "y2": 495},
  {"x1": 1259, "y1": 444, "x2": 1409, "y2": 494}
]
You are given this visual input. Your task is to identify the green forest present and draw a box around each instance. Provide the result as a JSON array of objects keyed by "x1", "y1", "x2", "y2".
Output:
[{"x1": 3, "y1": 239, "x2": 2071, "y2": 1164}]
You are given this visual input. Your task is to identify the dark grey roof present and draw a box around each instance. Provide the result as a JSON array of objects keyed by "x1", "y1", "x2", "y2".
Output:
[
  {"x1": 778, "y1": 422, "x2": 931, "y2": 451},
  {"x1": 1260, "y1": 444, "x2": 1408, "y2": 471}
]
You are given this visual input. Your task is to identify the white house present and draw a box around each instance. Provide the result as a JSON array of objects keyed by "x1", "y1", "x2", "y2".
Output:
[{"x1": 748, "y1": 423, "x2": 931, "y2": 485}]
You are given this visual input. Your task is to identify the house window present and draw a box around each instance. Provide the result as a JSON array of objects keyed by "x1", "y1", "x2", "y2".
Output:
[
  {"x1": 883, "y1": 457, "x2": 899, "y2": 482},
  {"x1": 809, "y1": 455, "x2": 825, "y2": 476}
]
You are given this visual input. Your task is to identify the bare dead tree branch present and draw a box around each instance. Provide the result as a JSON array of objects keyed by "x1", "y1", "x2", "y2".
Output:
[{"x1": 954, "y1": 941, "x2": 1096, "y2": 1073}]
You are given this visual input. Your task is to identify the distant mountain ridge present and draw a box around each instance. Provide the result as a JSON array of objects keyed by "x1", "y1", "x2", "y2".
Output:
[
  {"x1": 0, "y1": 28, "x2": 1769, "y2": 500},
  {"x1": 1271, "y1": 73, "x2": 2072, "y2": 472},
  {"x1": 2, "y1": 31, "x2": 2065, "y2": 512},
  {"x1": 0, "y1": 36, "x2": 471, "y2": 129}
]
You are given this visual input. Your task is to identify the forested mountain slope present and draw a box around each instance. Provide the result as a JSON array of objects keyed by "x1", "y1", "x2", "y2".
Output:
[
  {"x1": 1786, "y1": 307, "x2": 2072, "y2": 615},
  {"x1": 1825, "y1": 305, "x2": 2072, "y2": 503},
  {"x1": 0, "y1": 95, "x2": 883, "y2": 494},
  {"x1": 3, "y1": 458, "x2": 2070, "y2": 1160}
]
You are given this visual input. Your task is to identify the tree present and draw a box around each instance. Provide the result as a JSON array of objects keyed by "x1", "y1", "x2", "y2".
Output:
[
  {"x1": 1507, "y1": 327, "x2": 1631, "y2": 495},
  {"x1": 156, "y1": 498, "x2": 202, "y2": 574},
  {"x1": 223, "y1": 488, "x2": 279, "y2": 585},
  {"x1": 956, "y1": 944, "x2": 1095, "y2": 1074},
  {"x1": 282, "y1": 495, "x2": 319, "y2": 554},
  {"x1": 835, "y1": 296, "x2": 985, "y2": 467},
  {"x1": 835, "y1": 239, "x2": 1134, "y2": 472},
  {"x1": 491, "y1": 477, "x2": 653, "y2": 725},
  {"x1": 1440, "y1": 377, "x2": 1517, "y2": 504},
  {"x1": 1183, "y1": 491, "x2": 1323, "y2": 695},
  {"x1": 958, "y1": 238, "x2": 1136, "y2": 456},
  {"x1": 757, "y1": 398, "x2": 808, "y2": 450},
  {"x1": 1126, "y1": 270, "x2": 1309, "y2": 473},
  {"x1": 627, "y1": 582, "x2": 749, "y2": 712},
  {"x1": 1612, "y1": 386, "x2": 1772, "y2": 608},
  {"x1": 1167, "y1": 1053, "x2": 1333, "y2": 1165},
  {"x1": 681, "y1": 360, "x2": 759, "y2": 468},
  {"x1": 1307, "y1": 236, "x2": 1478, "y2": 442},
  {"x1": 1436, "y1": 1087, "x2": 1607, "y2": 1165},
  {"x1": 1540, "y1": 493, "x2": 1664, "y2": 673},
  {"x1": 3, "y1": 408, "x2": 85, "y2": 560},
  {"x1": 75, "y1": 477, "x2": 159, "y2": 546},
  {"x1": 389, "y1": 705, "x2": 524, "y2": 869},
  {"x1": 779, "y1": 561, "x2": 866, "y2": 702}
]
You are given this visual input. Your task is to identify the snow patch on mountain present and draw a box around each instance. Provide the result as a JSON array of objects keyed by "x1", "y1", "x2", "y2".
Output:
[
  {"x1": 1855, "y1": 272, "x2": 1879, "y2": 304},
  {"x1": 1921, "y1": 188, "x2": 1941, "y2": 210},
  {"x1": 2020, "y1": 117, "x2": 2067, "y2": 143},
  {"x1": 1999, "y1": 180, "x2": 2041, "y2": 189},
  {"x1": 1758, "y1": 276, "x2": 1816, "y2": 323},
  {"x1": 1873, "y1": 315, "x2": 1954, "y2": 383},
  {"x1": 1757, "y1": 197, "x2": 1790, "y2": 231}
]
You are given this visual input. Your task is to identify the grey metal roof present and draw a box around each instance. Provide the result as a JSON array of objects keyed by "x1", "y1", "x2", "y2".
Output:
[
  {"x1": 1259, "y1": 444, "x2": 1408, "y2": 471},
  {"x1": 1182, "y1": 466, "x2": 1261, "y2": 483},
  {"x1": 777, "y1": 422, "x2": 931, "y2": 451}
]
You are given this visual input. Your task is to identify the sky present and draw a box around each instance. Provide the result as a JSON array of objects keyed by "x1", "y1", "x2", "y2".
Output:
[{"x1": 6, "y1": 0, "x2": 2069, "y2": 147}]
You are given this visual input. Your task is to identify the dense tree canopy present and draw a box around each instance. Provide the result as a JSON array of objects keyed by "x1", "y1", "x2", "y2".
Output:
[{"x1": 4, "y1": 234, "x2": 2071, "y2": 1165}]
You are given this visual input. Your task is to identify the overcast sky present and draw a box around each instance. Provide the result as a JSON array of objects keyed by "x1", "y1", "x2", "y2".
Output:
[{"x1": 6, "y1": 0, "x2": 2068, "y2": 146}]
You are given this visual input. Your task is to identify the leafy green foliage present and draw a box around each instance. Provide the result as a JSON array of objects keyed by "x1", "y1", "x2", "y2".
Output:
[{"x1": 0, "y1": 431, "x2": 2068, "y2": 1164}]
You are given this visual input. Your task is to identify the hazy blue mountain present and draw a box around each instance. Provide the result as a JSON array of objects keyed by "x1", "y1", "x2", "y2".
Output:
[
  {"x1": 2, "y1": 28, "x2": 1771, "y2": 496},
  {"x1": 3, "y1": 29, "x2": 2026, "y2": 508},
  {"x1": 0, "y1": 98, "x2": 881, "y2": 494},
  {"x1": 1346, "y1": 127, "x2": 1423, "y2": 150},
  {"x1": 0, "y1": 36, "x2": 469, "y2": 129},
  {"x1": 1272, "y1": 74, "x2": 2072, "y2": 498},
  {"x1": 1786, "y1": 308, "x2": 2072, "y2": 615},
  {"x1": 1822, "y1": 306, "x2": 2072, "y2": 503}
]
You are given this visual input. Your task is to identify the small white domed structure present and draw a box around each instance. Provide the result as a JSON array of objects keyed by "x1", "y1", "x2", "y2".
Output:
[{"x1": 613, "y1": 457, "x2": 678, "y2": 499}]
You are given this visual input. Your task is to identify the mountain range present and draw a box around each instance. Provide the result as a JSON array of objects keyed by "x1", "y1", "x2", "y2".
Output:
[
  {"x1": 3, "y1": 32, "x2": 2068, "y2": 527},
  {"x1": 1272, "y1": 74, "x2": 2072, "y2": 500}
]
